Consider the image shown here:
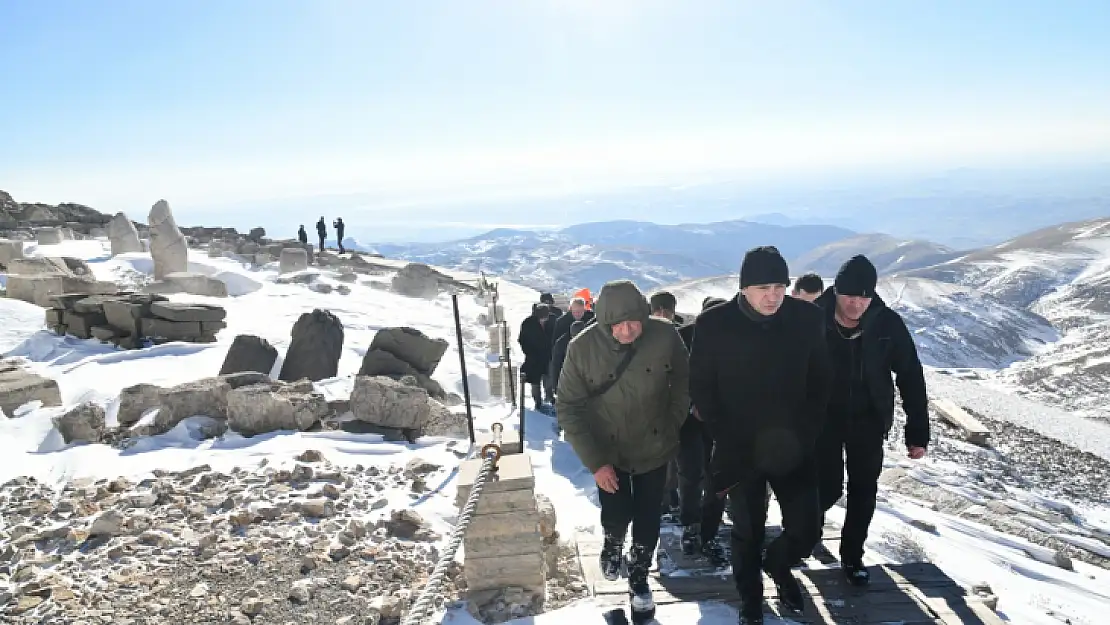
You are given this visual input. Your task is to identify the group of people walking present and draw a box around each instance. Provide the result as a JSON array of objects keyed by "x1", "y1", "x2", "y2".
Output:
[
  {"x1": 517, "y1": 292, "x2": 596, "y2": 413},
  {"x1": 550, "y1": 247, "x2": 930, "y2": 624},
  {"x1": 297, "y1": 216, "x2": 346, "y2": 254}
]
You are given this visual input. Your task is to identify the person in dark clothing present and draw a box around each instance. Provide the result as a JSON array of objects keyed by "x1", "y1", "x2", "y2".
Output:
[
  {"x1": 675, "y1": 296, "x2": 730, "y2": 565},
  {"x1": 539, "y1": 292, "x2": 563, "y2": 318},
  {"x1": 791, "y1": 273, "x2": 824, "y2": 302},
  {"x1": 549, "y1": 319, "x2": 585, "y2": 392},
  {"x1": 315, "y1": 217, "x2": 327, "y2": 254},
  {"x1": 689, "y1": 246, "x2": 833, "y2": 624},
  {"x1": 648, "y1": 291, "x2": 684, "y2": 520},
  {"x1": 297, "y1": 225, "x2": 308, "y2": 246},
  {"x1": 332, "y1": 217, "x2": 345, "y2": 254},
  {"x1": 812, "y1": 255, "x2": 929, "y2": 587},
  {"x1": 557, "y1": 280, "x2": 690, "y2": 621},
  {"x1": 518, "y1": 304, "x2": 557, "y2": 410},
  {"x1": 551, "y1": 296, "x2": 594, "y2": 350}
]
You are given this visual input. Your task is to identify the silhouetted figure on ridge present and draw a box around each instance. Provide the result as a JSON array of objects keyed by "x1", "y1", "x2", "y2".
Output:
[
  {"x1": 297, "y1": 225, "x2": 308, "y2": 247},
  {"x1": 333, "y1": 217, "x2": 345, "y2": 254},
  {"x1": 316, "y1": 217, "x2": 327, "y2": 255}
]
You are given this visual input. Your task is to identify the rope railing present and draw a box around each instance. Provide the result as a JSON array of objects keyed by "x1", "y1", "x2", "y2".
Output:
[{"x1": 399, "y1": 423, "x2": 505, "y2": 625}]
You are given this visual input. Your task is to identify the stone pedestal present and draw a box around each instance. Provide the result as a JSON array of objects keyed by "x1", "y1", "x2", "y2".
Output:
[
  {"x1": 486, "y1": 304, "x2": 504, "y2": 325},
  {"x1": 487, "y1": 364, "x2": 518, "y2": 400},
  {"x1": 488, "y1": 325, "x2": 509, "y2": 355},
  {"x1": 456, "y1": 453, "x2": 545, "y2": 596}
]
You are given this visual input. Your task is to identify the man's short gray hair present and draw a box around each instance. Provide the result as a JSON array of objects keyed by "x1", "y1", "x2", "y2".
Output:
[{"x1": 570, "y1": 297, "x2": 587, "y2": 307}]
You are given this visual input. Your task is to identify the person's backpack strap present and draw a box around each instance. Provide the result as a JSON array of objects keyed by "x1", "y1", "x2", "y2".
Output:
[{"x1": 586, "y1": 347, "x2": 636, "y2": 399}]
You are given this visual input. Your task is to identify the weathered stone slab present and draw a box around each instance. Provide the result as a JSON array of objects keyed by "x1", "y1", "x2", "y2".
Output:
[
  {"x1": 465, "y1": 510, "x2": 541, "y2": 541},
  {"x1": 73, "y1": 294, "x2": 124, "y2": 315},
  {"x1": 150, "y1": 301, "x2": 227, "y2": 323},
  {"x1": 35, "y1": 227, "x2": 63, "y2": 245},
  {"x1": 463, "y1": 530, "x2": 544, "y2": 558},
  {"x1": 0, "y1": 239, "x2": 23, "y2": 267},
  {"x1": 279, "y1": 248, "x2": 309, "y2": 274},
  {"x1": 90, "y1": 326, "x2": 117, "y2": 341},
  {"x1": 141, "y1": 318, "x2": 203, "y2": 341},
  {"x1": 219, "y1": 335, "x2": 279, "y2": 376},
  {"x1": 0, "y1": 360, "x2": 62, "y2": 417},
  {"x1": 457, "y1": 453, "x2": 534, "y2": 494},
  {"x1": 454, "y1": 485, "x2": 537, "y2": 514},
  {"x1": 163, "y1": 272, "x2": 229, "y2": 298},
  {"x1": 464, "y1": 552, "x2": 545, "y2": 592},
  {"x1": 44, "y1": 308, "x2": 64, "y2": 326},
  {"x1": 64, "y1": 310, "x2": 107, "y2": 339}
]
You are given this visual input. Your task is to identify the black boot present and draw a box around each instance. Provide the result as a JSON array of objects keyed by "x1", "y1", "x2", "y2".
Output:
[
  {"x1": 626, "y1": 543, "x2": 655, "y2": 622},
  {"x1": 700, "y1": 537, "x2": 728, "y2": 567},
  {"x1": 737, "y1": 596, "x2": 764, "y2": 625},
  {"x1": 600, "y1": 532, "x2": 625, "y2": 581},
  {"x1": 843, "y1": 558, "x2": 870, "y2": 587},
  {"x1": 681, "y1": 523, "x2": 701, "y2": 555},
  {"x1": 762, "y1": 560, "x2": 804, "y2": 613}
]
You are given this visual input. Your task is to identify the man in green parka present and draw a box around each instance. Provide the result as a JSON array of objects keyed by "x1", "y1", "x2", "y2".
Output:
[{"x1": 556, "y1": 280, "x2": 690, "y2": 620}]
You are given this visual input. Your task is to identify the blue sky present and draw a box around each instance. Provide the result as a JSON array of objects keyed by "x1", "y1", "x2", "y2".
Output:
[{"x1": 2, "y1": 0, "x2": 1109, "y2": 238}]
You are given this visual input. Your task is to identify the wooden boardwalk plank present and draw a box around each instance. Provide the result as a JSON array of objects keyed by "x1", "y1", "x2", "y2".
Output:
[{"x1": 574, "y1": 521, "x2": 1005, "y2": 625}]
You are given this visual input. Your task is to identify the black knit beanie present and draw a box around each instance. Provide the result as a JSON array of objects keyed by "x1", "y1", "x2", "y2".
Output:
[
  {"x1": 834, "y1": 255, "x2": 879, "y2": 297},
  {"x1": 739, "y1": 246, "x2": 790, "y2": 289}
]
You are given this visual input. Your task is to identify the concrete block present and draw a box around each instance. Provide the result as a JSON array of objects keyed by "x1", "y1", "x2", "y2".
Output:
[
  {"x1": 458, "y1": 453, "x2": 534, "y2": 495},
  {"x1": 465, "y1": 510, "x2": 541, "y2": 541},
  {"x1": 64, "y1": 310, "x2": 107, "y2": 339},
  {"x1": 455, "y1": 483, "x2": 536, "y2": 514},
  {"x1": 44, "y1": 308, "x2": 64, "y2": 326},
  {"x1": 464, "y1": 551, "x2": 545, "y2": 593},
  {"x1": 464, "y1": 530, "x2": 544, "y2": 558},
  {"x1": 102, "y1": 300, "x2": 144, "y2": 337}
]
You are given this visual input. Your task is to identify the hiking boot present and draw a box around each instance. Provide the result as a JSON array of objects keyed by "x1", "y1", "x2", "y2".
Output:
[
  {"x1": 737, "y1": 596, "x2": 764, "y2": 624},
  {"x1": 600, "y1": 532, "x2": 625, "y2": 581},
  {"x1": 762, "y1": 561, "x2": 804, "y2": 613},
  {"x1": 701, "y1": 538, "x2": 729, "y2": 567},
  {"x1": 681, "y1": 524, "x2": 701, "y2": 555},
  {"x1": 843, "y1": 559, "x2": 870, "y2": 587},
  {"x1": 626, "y1": 543, "x2": 655, "y2": 621}
]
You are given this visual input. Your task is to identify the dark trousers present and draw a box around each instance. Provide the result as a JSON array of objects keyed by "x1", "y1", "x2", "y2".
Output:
[
  {"x1": 728, "y1": 457, "x2": 822, "y2": 600},
  {"x1": 816, "y1": 413, "x2": 886, "y2": 563},
  {"x1": 599, "y1": 463, "x2": 670, "y2": 551},
  {"x1": 530, "y1": 374, "x2": 552, "y2": 406},
  {"x1": 317, "y1": 235, "x2": 325, "y2": 253},
  {"x1": 677, "y1": 416, "x2": 726, "y2": 540}
]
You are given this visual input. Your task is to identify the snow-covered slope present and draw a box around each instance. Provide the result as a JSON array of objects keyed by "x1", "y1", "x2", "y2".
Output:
[
  {"x1": 662, "y1": 274, "x2": 1057, "y2": 369},
  {"x1": 375, "y1": 220, "x2": 855, "y2": 294},
  {"x1": 2, "y1": 237, "x2": 1109, "y2": 625},
  {"x1": 903, "y1": 217, "x2": 1110, "y2": 419},
  {"x1": 792, "y1": 232, "x2": 962, "y2": 276}
]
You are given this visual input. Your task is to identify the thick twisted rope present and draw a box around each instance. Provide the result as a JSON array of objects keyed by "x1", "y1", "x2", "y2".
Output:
[{"x1": 401, "y1": 423, "x2": 504, "y2": 625}]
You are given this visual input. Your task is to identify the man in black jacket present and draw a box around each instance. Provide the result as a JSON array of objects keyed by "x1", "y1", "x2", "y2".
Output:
[
  {"x1": 518, "y1": 304, "x2": 557, "y2": 411},
  {"x1": 812, "y1": 255, "x2": 929, "y2": 587},
  {"x1": 549, "y1": 319, "x2": 585, "y2": 392},
  {"x1": 540, "y1": 292, "x2": 564, "y2": 318},
  {"x1": 791, "y1": 273, "x2": 824, "y2": 302},
  {"x1": 690, "y1": 246, "x2": 832, "y2": 623},
  {"x1": 675, "y1": 296, "x2": 729, "y2": 565},
  {"x1": 551, "y1": 296, "x2": 594, "y2": 349}
]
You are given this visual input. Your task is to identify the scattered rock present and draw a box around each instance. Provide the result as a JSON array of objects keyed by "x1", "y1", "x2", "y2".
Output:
[
  {"x1": 107, "y1": 212, "x2": 143, "y2": 256},
  {"x1": 349, "y1": 376, "x2": 431, "y2": 431},
  {"x1": 52, "y1": 401, "x2": 106, "y2": 444},
  {"x1": 279, "y1": 309, "x2": 345, "y2": 383},
  {"x1": 0, "y1": 359, "x2": 62, "y2": 417},
  {"x1": 226, "y1": 382, "x2": 329, "y2": 436},
  {"x1": 219, "y1": 334, "x2": 279, "y2": 376}
]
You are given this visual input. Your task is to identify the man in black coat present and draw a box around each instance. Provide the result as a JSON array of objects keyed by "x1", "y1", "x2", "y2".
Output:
[
  {"x1": 690, "y1": 246, "x2": 832, "y2": 623},
  {"x1": 551, "y1": 296, "x2": 594, "y2": 350},
  {"x1": 675, "y1": 296, "x2": 730, "y2": 565},
  {"x1": 315, "y1": 217, "x2": 327, "y2": 255},
  {"x1": 518, "y1": 303, "x2": 557, "y2": 410},
  {"x1": 549, "y1": 319, "x2": 585, "y2": 393},
  {"x1": 812, "y1": 255, "x2": 929, "y2": 587},
  {"x1": 539, "y1": 292, "x2": 564, "y2": 318},
  {"x1": 332, "y1": 217, "x2": 346, "y2": 254}
]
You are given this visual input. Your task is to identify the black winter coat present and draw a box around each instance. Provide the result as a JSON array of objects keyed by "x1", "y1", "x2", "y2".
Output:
[
  {"x1": 549, "y1": 331, "x2": 572, "y2": 391},
  {"x1": 518, "y1": 315, "x2": 556, "y2": 382},
  {"x1": 551, "y1": 310, "x2": 594, "y2": 348},
  {"x1": 689, "y1": 295, "x2": 833, "y2": 491},
  {"x1": 812, "y1": 288, "x2": 930, "y2": 448}
]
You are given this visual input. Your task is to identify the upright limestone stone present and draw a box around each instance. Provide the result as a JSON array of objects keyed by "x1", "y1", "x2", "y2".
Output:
[
  {"x1": 147, "y1": 200, "x2": 188, "y2": 280},
  {"x1": 106, "y1": 212, "x2": 143, "y2": 257},
  {"x1": 456, "y1": 453, "x2": 545, "y2": 598},
  {"x1": 488, "y1": 364, "x2": 518, "y2": 400},
  {"x1": 279, "y1": 248, "x2": 309, "y2": 274}
]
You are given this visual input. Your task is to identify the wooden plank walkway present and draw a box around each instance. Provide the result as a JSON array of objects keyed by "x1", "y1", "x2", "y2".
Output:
[{"x1": 575, "y1": 519, "x2": 1004, "y2": 624}]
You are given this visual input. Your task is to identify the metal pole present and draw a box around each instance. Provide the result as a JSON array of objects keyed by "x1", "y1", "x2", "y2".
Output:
[
  {"x1": 452, "y1": 293, "x2": 475, "y2": 444},
  {"x1": 519, "y1": 374, "x2": 526, "y2": 451},
  {"x1": 502, "y1": 321, "x2": 516, "y2": 406}
]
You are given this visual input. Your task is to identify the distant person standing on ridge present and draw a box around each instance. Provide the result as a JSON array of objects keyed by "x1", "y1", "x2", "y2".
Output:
[
  {"x1": 518, "y1": 304, "x2": 557, "y2": 411},
  {"x1": 791, "y1": 273, "x2": 824, "y2": 302},
  {"x1": 812, "y1": 255, "x2": 929, "y2": 587},
  {"x1": 333, "y1": 217, "x2": 346, "y2": 254},
  {"x1": 297, "y1": 225, "x2": 308, "y2": 246},
  {"x1": 316, "y1": 217, "x2": 327, "y2": 254},
  {"x1": 556, "y1": 280, "x2": 690, "y2": 622},
  {"x1": 689, "y1": 246, "x2": 832, "y2": 623}
]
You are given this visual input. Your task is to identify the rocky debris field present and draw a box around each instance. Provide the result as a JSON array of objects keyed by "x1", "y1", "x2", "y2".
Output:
[
  {"x1": 880, "y1": 406, "x2": 1110, "y2": 569},
  {"x1": 0, "y1": 451, "x2": 588, "y2": 624}
]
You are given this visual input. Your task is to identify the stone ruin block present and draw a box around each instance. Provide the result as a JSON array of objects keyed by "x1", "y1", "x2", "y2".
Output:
[
  {"x1": 0, "y1": 238, "x2": 24, "y2": 268},
  {"x1": 7, "y1": 274, "x2": 118, "y2": 307},
  {"x1": 279, "y1": 248, "x2": 309, "y2": 274},
  {"x1": 456, "y1": 454, "x2": 545, "y2": 594},
  {"x1": 487, "y1": 325, "x2": 510, "y2": 355},
  {"x1": 102, "y1": 294, "x2": 165, "y2": 339},
  {"x1": 253, "y1": 251, "x2": 272, "y2": 267},
  {"x1": 64, "y1": 308, "x2": 107, "y2": 339},
  {"x1": 35, "y1": 227, "x2": 64, "y2": 245},
  {"x1": 0, "y1": 359, "x2": 62, "y2": 417},
  {"x1": 487, "y1": 364, "x2": 518, "y2": 399}
]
